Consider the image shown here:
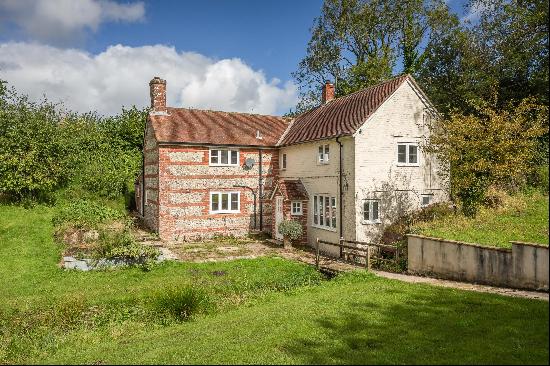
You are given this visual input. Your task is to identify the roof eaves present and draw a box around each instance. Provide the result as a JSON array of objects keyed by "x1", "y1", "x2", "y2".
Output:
[{"x1": 351, "y1": 75, "x2": 410, "y2": 138}]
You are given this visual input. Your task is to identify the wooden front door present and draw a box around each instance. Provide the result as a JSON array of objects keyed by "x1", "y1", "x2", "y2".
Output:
[{"x1": 275, "y1": 196, "x2": 284, "y2": 240}]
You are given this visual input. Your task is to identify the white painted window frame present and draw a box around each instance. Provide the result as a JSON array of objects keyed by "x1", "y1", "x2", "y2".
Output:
[
  {"x1": 209, "y1": 148, "x2": 240, "y2": 167},
  {"x1": 421, "y1": 194, "x2": 433, "y2": 208},
  {"x1": 318, "y1": 144, "x2": 330, "y2": 164},
  {"x1": 312, "y1": 194, "x2": 337, "y2": 231},
  {"x1": 209, "y1": 191, "x2": 240, "y2": 214},
  {"x1": 281, "y1": 153, "x2": 287, "y2": 170},
  {"x1": 397, "y1": 142, "x2": 419, "y2": 167},
  {"x1": 362, "y1": 199, "x2": 381, "y2": 224},
  {"x1": 291, "y1": 201, "x2": 302, "y2": 216}
]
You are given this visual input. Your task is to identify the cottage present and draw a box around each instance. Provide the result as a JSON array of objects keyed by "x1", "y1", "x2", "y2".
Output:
[{"x1": 136, "y1": 75, "x2": 448, "y2": 248}]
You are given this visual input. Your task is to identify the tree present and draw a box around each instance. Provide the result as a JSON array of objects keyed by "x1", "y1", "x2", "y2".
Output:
[
  {"x1": 472, "y1": 0, "x2": 549, "y2": 107},
  {"x1": 424, "y1": 95, "x2": 548, "y2": 216},
  {"x1": 418, "y1": 0, "x2": 549, "y2": 114},
  {"x1": 293, "y1": 0, "x2": 454, "y2": 112},
  {"x1": 0, "y1": 83, "x2": 68, "y2": 200}
]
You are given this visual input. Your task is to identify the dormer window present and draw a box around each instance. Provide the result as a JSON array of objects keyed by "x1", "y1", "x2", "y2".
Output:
[
  {"x1": 318, "y1": 144, "x2": 330, "y2": 164},
  {"x1": 210, "y1": 148, "x2": 239, "y2": 166}
]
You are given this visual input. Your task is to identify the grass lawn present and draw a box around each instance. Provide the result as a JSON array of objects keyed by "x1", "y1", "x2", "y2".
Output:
[
  {"x1": 412, "y1": 191, "x2": 549, "y2": 248},
  {"x1": 1, "y1": 204, "x2": 548, "y2": 364}
]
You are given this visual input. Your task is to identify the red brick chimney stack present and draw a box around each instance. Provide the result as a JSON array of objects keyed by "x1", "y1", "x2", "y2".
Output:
[
  {"x1": 149, "y1": 77, "x2": 167, "y2": 114},
  {"x1": 322, "y1": 81, "x2": 335, "y2": 104}
]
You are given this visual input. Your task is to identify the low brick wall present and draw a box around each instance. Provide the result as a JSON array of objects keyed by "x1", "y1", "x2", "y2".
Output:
[{"x1": 407, "y1": 234, "x2": 549, "y2": 291}]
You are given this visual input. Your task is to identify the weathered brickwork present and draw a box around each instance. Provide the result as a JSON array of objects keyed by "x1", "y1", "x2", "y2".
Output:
[
  {"x1": 270, "y1": 180, "x2": 309, "y2": 244},
  {"x1": 270, "y1": 199, "x2": 308, "y2": 245},
  {"x1": 152, "y1": 145, "x2": 278, "y2": 241}
]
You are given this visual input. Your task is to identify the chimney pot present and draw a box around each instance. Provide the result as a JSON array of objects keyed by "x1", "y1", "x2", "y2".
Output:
[
  {"x1": 149, "y1": 77, "x2": 167, "y2": 114},
  {"x1": 322, "y1": 81, "x2": 335, "y2": 104}
]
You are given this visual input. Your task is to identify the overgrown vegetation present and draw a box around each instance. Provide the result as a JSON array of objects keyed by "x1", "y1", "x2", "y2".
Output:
[
  {"x1": 0, "y1": 204, "x2": 548, "y2": 364},
  {"x1": 0, "y1": 81, "x2": 145, "y2": 203},
  {"x1": 411, "y1": 189, "x2": 549, "y2": 248},
  {"x1": 424, "y1": 96, "x2": 548, "y2": 216},
  {"x1": 51, "y1": 198, "x2": 159, "y2": 267},
  {"x1": 278, "y1": 220, "x2": 304, "y2": 241},
  {"x1": 379, "y1": 189, "x2": 548, "y2": 250}
]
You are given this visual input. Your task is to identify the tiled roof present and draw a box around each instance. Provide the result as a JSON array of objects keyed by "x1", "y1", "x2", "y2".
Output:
[
  {"x1": 279, "y1": 74, "x2": 410, "y2": 146},
  {"x1": 275, "y1": 179, "x2": 309, "y2": 200},
  {"x1": 149, "y1": 107, "x2": 290, "y2": 147}
]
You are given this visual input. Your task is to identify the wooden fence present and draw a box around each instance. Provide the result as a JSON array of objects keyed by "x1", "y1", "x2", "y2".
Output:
[{"x1": 315, "y1": 238, "x2": 401, "y2": 270}]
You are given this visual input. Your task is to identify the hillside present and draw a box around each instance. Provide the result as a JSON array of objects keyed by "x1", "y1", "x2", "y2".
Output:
[{"x1": 412, "y1": 191, "x2": 549, "y2": 249}]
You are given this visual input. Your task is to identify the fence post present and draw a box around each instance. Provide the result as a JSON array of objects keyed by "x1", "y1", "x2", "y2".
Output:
[
  {"x1": 366, "y1": 245, "x2": 371, "y2": 271},
  {"x1": 315, "y1": 238, "x2": 320, "y2": 270}
]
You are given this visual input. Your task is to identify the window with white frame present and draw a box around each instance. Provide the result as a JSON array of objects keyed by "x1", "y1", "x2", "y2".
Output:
[
  {"x1": 313, "y1": 195, "x2": 337, "y2": 229},
  {"x1": 318, "y1": 144, "x2": 330, "y2": 164},
  {"x1": 291, "y1": 201, "x2": 302, "y2": 215},
  {"x1": 421, "y1": 194, "x2": 432, "y2": 207},
  {"x1": 210, "y1": 192, "x2": 240, "y2": 213},
  {"x1": 397, "y1": 143, "x2": 419, "y2": 165},
  {"x1": 282, "y1": 153, "x2": 287, "y2": 170},
  {"x1": 363, "y1": 199, "x2": 380, "y2": 223},
  {"x1": 210, "y1": 148, "x2": 239, "y2": 166}
]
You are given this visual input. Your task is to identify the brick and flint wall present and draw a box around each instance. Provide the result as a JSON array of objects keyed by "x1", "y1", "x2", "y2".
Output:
[{"x1": 156, "y1": 145, "x2": 278, "y2": 241}]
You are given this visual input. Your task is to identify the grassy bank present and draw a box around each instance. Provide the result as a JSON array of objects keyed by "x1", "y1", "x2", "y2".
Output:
[
  {"x1": 412, "y1": 191, "x2": 549, "y2": 248},
  {"x1": 1, "y1": 204, "x2": 548, "y2": 364}
]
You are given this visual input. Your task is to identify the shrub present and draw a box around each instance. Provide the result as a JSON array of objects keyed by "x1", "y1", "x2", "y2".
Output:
[
  {"x1": 0, "y1": 85, "x2": 69, "y2": 200},
  {"x1": 151, "y1": 286, "x2": 212, "y2": 321},
  {"x1": 95, "y1": 229, "x2": 159, "y2": 263},
  {"x1": 278, "y1": 220, "x2": 303, "y2": 240},
  {"x1": 425, "y1": 95, "x2": 548, "y2": 216},
  {"x1": 77, "y1": 148, "x2": 141, "y2": 199},
  {"x1": 52, "y1": 199, "x2": 123, "y2": 229},
  {"x1": 380, "y1": 202, "x2": 454, "y2": 246}
]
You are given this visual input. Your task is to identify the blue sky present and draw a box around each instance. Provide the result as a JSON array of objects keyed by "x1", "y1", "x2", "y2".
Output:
[{"x1": 0, "y1": 0, "x2": 471, "y2": 116}]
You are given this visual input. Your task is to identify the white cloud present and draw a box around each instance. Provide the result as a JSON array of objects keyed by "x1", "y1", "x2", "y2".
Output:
[
  {"x1": 0, "y1": 0, "x2": 145, "y2": 44},
  {"x1": 0, "y1": 42, "x2": 297, "y2": 116},
  {"x1": 461, "y1": 1, "x2": 488, "y2": 24}
]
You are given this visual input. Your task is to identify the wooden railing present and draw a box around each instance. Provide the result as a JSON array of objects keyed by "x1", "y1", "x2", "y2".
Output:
[{"x1": 315, "y1": 237, "x2": 400, "y2": 270}]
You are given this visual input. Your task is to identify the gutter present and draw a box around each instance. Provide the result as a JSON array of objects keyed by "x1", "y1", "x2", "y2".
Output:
[{"x1": 335, "y1": 136, "x2": 344, "y2": 258}]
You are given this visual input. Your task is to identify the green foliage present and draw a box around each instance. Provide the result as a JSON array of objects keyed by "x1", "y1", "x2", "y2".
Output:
[
  {"x1": 292, "y1": 0, "x2": 454, "y2": 110},
  {"x1": 1, "y1": 204, "x2": 548, "y2": 364},
  {"x1": 52, "y1": 199, "x2": 123, "y2": 229},
  {"x1": 277, "y1": 220, "x2": 303, "y2": 240},
  {"x1": 0, "y1": 85, "x2": 69, "y2": 200},
  {"x1": 0, "y1": 81, "x2": 147, "y2": 203},
  {"x1": 425, "y1": 96, "x2": 548, "y2": 216},
  {"x1": 380, "y1": 202, "x2": 454, "y2": 246},
  {"x1": 94, "y1": 229, "x2": 160, "y2": 264},
  {"x1": 151, "y1": 286, "x2": 212, "y2": 322},
  {"x1": 412, "y1": 190, "x2": 549, "y2": 248},
  {"x1": 418, "y1": 0, "x2": 549, "y2": 114},
  {"x1": 78, "y1": 148, "x2": 141, "y2": 199}
]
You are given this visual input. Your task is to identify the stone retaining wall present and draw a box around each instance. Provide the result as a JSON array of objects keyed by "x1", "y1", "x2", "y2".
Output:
[{"x1": 407, "y1": 234, "x2": 549, "y2": 291}]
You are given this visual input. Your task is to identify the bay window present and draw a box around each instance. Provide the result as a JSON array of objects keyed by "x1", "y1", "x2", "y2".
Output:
[{"x1": 313, "y1": 194, "x2": 337, "y2": 230}]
